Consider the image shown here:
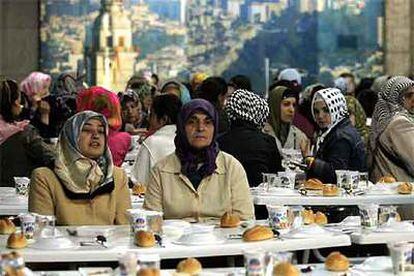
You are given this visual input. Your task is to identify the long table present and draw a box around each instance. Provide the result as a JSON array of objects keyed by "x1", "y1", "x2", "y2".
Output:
[
  {"x1": 252, "y1": 190, "x2": 414, "y2": 206},
  {"x1": 0, "y1": 225, "x2": 351, "y2": 263}
]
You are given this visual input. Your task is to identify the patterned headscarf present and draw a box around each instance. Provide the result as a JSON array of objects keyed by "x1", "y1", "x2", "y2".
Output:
[
  {"x1": 54, "y1": 111, "x2": 114, "y2": 197},
  {"x1": 161, "y1": 80, "x2": 191, "y2": 104},
  {"x1": 312, "y1": 88, "x2": 348, "y2": 151},
  {"x1": 370, "y1": 76, "x2": 414, "y2": 148},
  {"x1": 20, "y1": 72, "x2": 52, "y2": 102},
  {"x1": 175, "y1": 99, "x2": 219, "y2": 178},
  {"x1": 76, "y1": 86, "x2": 122, "y2": 131},
  {"x1": 225, "y1": 89, "x2": 269, "y2": 129}
]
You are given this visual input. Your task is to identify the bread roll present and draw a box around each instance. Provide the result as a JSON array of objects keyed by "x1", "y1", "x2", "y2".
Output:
[
  {"x1": 314, "y1": 211, "x2": 328, "y2": 225},
  {"x1": 325, "y1": 252, "x2": 349, "y2": 272},
  {"x1": 7, "y1": 232, "x2": 27, "y2": 249},
  {"x1": 378, "y1": 176, "x2": 397, "y2": 183},
  {"x1": 398, "y1": 182, "x2": 412, "y2": 194},
  {"x1": 137, "y1": 268, "x2": 160, "y2": 276},
  {"x1": 176, "y1": 258, "x2": 202, "y2": 275},
  {"x1": 323, "y1": 184, "x2": 339, "y2": 197},
  {"x1": 132, "y1": 184, "x2": 146, "y2": 195},
  {"x1": 135, "y1": 230, "x2": 156, "y2": 247},
  {"x1": 220, "y1": 212, "x2": 240, "y2": 228},
  {"x1": 304, "y1": 178, "x2": 324, "y2": 190},
  {"x1": 302, "y1": 209, "x2": 314, "y2": 224},
  {"x1": 242, "y1": 225, "x2": 274, "y2": 242},
  {"x1": 273, "y1": 262, "x2": 300, "y2": 276},
  {"x1": 0, "y1": 218, "x2": 15, "y2": 235}
]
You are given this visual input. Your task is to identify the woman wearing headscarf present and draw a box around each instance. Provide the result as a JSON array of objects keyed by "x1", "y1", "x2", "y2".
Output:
[
  {"x1": 305, "y1": 88, "x2": 366, "y2": 183},
  {"x1": 263, "y1": 86, "x2": 309, "y2": 154},
  {"x1": 0, "y1": 76, "x2": 54, "y2": 187},
  {"x1": 218, "y1": 89, "x2": 282, "y2": 187},
  {"x1": 370, "y1": 76, "x2": 414, "y2": 183},
  {"x1": 119, "y1": 90, "x2": 147, "y2": 136},
  {"x1": 20, "y1": 72, "x2": 55, "y2": 138},
  {"x1": 77, "y1": 86, "x2": 131, "y2": 167},
  {"x1": 160, "y1": 79, "x2": 191, "y2": 104},
  {"x1": 144, "y1": 99, "x2": 254, "y2": 221},
  {"x1": 29, "y1": 111, "x2": 131, "y2": 225}
]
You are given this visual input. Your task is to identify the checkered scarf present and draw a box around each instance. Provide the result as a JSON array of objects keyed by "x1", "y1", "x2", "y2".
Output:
[
  {"x1": 225, "y1": 89, "x2": 269, "y2": 129},
  {"x1": 370, "y1": 76, "x2": 414, "y2": 149},
  {"x1": 312, "y1": 88, "x2": 348, "y2": 152}
]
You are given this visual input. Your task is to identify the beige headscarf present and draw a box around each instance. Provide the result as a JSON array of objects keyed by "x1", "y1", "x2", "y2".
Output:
[{"x1": 54, "y1": 111, "x2": 114, "y2": 197}]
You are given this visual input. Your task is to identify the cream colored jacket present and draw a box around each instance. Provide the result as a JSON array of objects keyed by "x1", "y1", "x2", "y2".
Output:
[
  {"x1": 29, "y1": 167, "x2": 131, "y2": 225},
  {"x1": 143, "y1": 151, "x2": 255, "y2": 220}
]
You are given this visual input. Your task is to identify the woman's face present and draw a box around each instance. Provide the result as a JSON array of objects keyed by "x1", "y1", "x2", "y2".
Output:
[
  {"x1": 313, "y1": 100, "x2": 331, "y2": 129},
  {"x1": 403, "y1": 87, "x2": 414, "y2": 114},
  {"x1": 78, "y1": 118, "x2": 106, "y2": 159},
  {"x1": 122, "y1": 100, "x2": 141, "y2": 124},
  {"x1": 280, "y1": 97, "x2": 296, "y2": 123},
  {"x1": 11, "y1": 94, "x2": 22, "y2": 117},
  {"x1": 185, "y1": 111, "x2": 214, "y2": 150}
]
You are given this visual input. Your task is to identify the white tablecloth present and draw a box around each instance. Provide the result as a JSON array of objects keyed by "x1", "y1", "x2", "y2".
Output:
[
  {"x1": 351, "y1": 230, "x2": 414, "y2": 245},
  {"x1": 0, "y1": 225, "x2": 351, "y2": 263}
]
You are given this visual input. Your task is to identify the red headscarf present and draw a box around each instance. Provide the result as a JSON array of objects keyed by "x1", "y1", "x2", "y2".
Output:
[{"x1": 76, "y1": 86, "x2": 122, "y2": 130}]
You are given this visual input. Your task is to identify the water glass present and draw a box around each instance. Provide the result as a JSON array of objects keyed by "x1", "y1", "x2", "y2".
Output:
[
  {"x1": 379, "y1": 205, "x2": 398, "y2": 226},
  {"x1": 347, "y1": 171, "x2": 360, "y2": 190},
  {"x1": 359, "y1": 172, "x2": 369, "y2": 190},
  {"x1": 262, "y1": 173, "x2": 279, "y2": 191},
  {"x1": 388, "y1": 242, "x2": 414, "y2": 274},
  {"x1": 290, "y1": 206, "x2": 304, "y2": 230}
]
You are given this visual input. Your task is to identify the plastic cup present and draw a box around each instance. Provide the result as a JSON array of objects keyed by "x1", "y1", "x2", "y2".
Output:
[
  {"x1": 358, "y1": 204, "x2": 379, "y2": 230},
  {"x1": 127, "y1": 209, "x2": 147, "y2": 235},
  {"x1": 359, "y1": 172, "x2": 369, "y2": 190},
  {"x1": 14, "y1": 177, "x2": 30, "y2": 196},
  {"x1": 388, "y1": 242, "x2": 414, "y2": 274},
  {"x1": 277, "y1": 171, "x2": 296, "y2": 189},
  {"x1": 267, "y1": 205, "x2": 290, "y2": 230},
  {"x1": 244, "y1": 249, "x2": 266, "y2": 276},
  {"x1": 19, "y1": 213, "x2": 36, "y2": 241},
  {"x1": 335, "y1": 170, "x2": 348, "y2": 189}
]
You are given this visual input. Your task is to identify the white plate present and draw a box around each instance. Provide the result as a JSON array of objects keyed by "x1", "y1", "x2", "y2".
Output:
[
  {"x1": 353, "y1": 256, "x2": 392, "y2": 272},
  {"x1": 173, "y1": 232, "x2": 225, "y2": 246},
  {"x1": 30, "y1": 237, "x2": 78, "y2": 250}
]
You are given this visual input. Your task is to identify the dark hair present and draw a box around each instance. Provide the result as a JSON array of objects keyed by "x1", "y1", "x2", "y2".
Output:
[
  {"x1": 357, "y1": 89, "x2": 378, "y2": 117},
  {"x1": 151, "y1": 94, "x2": 182, "y2": 125},
  {"x1": 228, "y1": 75, "x2": 252, "y2": 91},
  {"x1": 195, "y1": 77, "x2": 227, "y2": 107},
  {"x1": 0, "y1": 76, "x2": 20, "y2": 123},
  {"x1": 339, "y1": 72, "x2": 355, "y2": 80},
  {"x1": 151, "y1": 73, "x2": 159, "y2": 85},
  {"x1": 119, "y1": 90, "x2": 140, "y2": 107}
]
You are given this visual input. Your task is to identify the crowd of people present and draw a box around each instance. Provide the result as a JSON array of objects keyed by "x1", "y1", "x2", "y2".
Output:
[{"x1": 0, "y1": 68, "x2": 413, "y2": 225}]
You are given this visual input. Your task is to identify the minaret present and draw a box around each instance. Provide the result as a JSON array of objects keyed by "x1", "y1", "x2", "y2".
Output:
[{"x1": 89, "y1": 0, "x2": 138, "y2": 91}]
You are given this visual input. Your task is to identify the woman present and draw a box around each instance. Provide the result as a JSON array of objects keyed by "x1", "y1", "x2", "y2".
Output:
[
  {"x1": 160, "y1": 80, "x2": 191, "y2": 104},
  {"x1": 0, "y1": 76, "x2": 54, "y2": 187},
  {"x1": 218, "y1": 89, "x2": 282, "y2": 187},
  {"x1": 263, "y1": 86, "x2": 309, "y2": 153},
  {"x1": 370, "y1": 76, "x2": 414, "y2": 183},
  {"x1": 305, "y1": 88, "x2": 366, "y2": 183},
  {"x1": 131, "y1": 94, "x2": 182, "y2": 185},
  {"x1": 77, "y1": 86, "x2": 131, "y2": 167},
  {"x1": 120, "y1": 90, "x2": 147, "y2": 135},
  {"x1": 20, "y1": 72, "x2": 55, "y2": 138},
  {"x1": 29, "y1": 111, "x2": 131, "y2": 225},
  {"x1": 144, "y1": 99, "x2": 254, "y2": 221}
]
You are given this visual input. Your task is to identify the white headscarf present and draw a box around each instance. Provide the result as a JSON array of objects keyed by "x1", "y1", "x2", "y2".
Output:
[
  {"x1": 311, "y1": 88, "x2": 348, "y2": 152},
  {"x1": 370, "y1": 76, "x2": 414, "y2": 149}
]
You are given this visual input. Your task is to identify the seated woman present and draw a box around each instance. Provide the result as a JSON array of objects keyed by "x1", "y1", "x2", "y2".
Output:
[
  {"x1": 370, "y1": 76, "x2": 414, "y2": 182},
  {"x1": 77, "y1": 86, "x2": 131, "y2": 167},
  {"x1": 29, "y1": 111, "x2": 131, "y2": 225},
  {"x1": 120, "y1": 90, "x2": 147, "y2": 136},
  {"x1": 218, "y1": 89, "x2": 282, "y2": 187},
  {"x1": 305, "y1": 88, "x2": 367, "y2": 183},
  {"x1": 263, "y1": 86, "x2": 309, "y2": 155},
  {"x1": 0, "y1": 76, "x2": 54, "y2": 187},
  {"x1": 131, "y1": 94, "x2": 182, "y2": 185},
  {"x1": 144, "y1": 99, "x2": 254, "y2": 221}
]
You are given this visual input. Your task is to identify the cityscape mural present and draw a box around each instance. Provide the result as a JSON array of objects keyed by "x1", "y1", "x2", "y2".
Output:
[{"x1": 40, "y1": 0, "x2": 384, "y2": 93}]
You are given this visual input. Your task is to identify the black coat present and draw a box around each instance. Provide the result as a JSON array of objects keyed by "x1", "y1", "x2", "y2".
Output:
[
  {"x1": 308, "y1": 118, "x2": 367, "y2": 183},
  {"x1": 218, "y1": 120, "x2": 283, "y2": 187}
]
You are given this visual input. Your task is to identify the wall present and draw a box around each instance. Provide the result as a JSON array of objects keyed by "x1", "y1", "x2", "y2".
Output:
[{"x1": 0, "y1": 0, "x2": 39, "y2": 81}]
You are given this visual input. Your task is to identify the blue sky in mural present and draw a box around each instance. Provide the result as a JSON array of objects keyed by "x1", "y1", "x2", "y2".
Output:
[{"x1": 40, "y1": 0, "x2": 384, "y2": 93}]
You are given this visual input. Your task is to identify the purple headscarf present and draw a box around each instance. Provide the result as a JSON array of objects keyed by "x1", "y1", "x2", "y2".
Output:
[{"x1": 175, "y1": 99, "x2": 219, "y2": 178}]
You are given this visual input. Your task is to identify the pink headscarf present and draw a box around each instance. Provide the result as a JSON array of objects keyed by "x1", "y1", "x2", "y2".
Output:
[
  {"x1": 0, "y1": 115, "x2": 29, "y2": 145},
  {"x1": 20, "y1": 72, "x2": 52, "y2": 102},
  {"x1": 76, "y1": 86, "x2": 123, "y2": 131}
]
